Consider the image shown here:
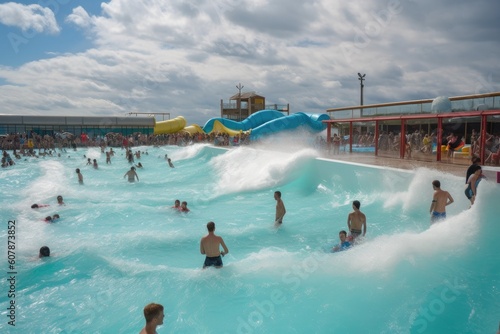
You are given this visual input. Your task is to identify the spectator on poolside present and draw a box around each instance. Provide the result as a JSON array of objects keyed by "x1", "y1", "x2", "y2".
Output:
[
  {"x1": 139, "y1": 303, "x2": 165, "y2": 334},
  {"x1": 200, "y1": 221, "x2": 229, "y2": 269},
  {"x1": 347, "y1": 200, "x2": 366, "y2": 241}
]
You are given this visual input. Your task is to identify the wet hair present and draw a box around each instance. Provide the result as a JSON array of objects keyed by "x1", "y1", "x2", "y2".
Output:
[
  {"x1": 353, "y1": 200, "x2": 361, "y2": 210},
  {"x1": 339, "y1": 230, "x2": 347, "y2": 237},
  {"x1": 432, "y1": 180, "x2": 440, "y2": 188},
  {"x1": 39, "y1": 246, "x2": 50, "y2": 257},
  {"x1": 45, "y1": 216, "x2": 52, "y2": 221},
  {"x1": 274, "y1": 191, "x2": 281, "y2": 198},
  {"x1": 53, "y1": 214, "x2": 60, "y2": 219},
  {"x1": 181, "y1": 201, "x2": 187, "y2": 206},
  {"x1": 143, "y1": 303, "x2": 164, "y2": 323},
  {"x1": 207, "y1": 221, "x2": 215, "y2": 232},
  {"x1": 31, "y1": 204, "x2": 39, "y2": 209},
  {"x1": 471, "y1": 165, "x2": 482, "y2": 174},
  {"x1": 174, "y1": 199, "x2": 180, "y2": 205},
  {"x1": 76, "y1": 168, "x2": 80, "y2": 173}
]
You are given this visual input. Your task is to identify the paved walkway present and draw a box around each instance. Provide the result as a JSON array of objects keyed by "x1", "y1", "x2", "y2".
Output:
[{"x1": 320, "y1": 152, "x2": 471, "y2": 177}]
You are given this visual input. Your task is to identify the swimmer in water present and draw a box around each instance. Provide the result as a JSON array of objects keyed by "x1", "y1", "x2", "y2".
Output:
[
  {"x1": 76, "y1": 168, "x2": 84, "y2": 184},
  {"x1": 31, "y1": 203, "x2": 49, "y2": 209},
  {"x1": 180, "y1": 201, "x2": 190, "y2": 212},
  {"x1": 172, "y1": 199, "x2": 180, "y2": 210},
  {"x1": 332, "y1": 230, "x2": 351, "y2": 252},
  {"x1": 57, "y1": 195, "x2": 65, "y2": 205},
  {"x1": 167, "y1": 158, "x2": 174, "y2": 168},
  {"x1": 124, "y1": 166, "x2": 139, "y2": 182},
  {"x1": 39, "y1": 246, "x2": 50, "y2": 258},
  {"x1": 136, "y1": 162, "x2": 143, "y2": 168}
]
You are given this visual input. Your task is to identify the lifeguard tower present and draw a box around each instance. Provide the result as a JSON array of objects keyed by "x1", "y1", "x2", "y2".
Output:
[{"x1": 220, "y1": 92, "x2": 289, "y2": 121}]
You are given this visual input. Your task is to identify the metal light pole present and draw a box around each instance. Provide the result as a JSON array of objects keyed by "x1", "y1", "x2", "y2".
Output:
[
  {"x1": 358, "y1": 73, "x2": 365, "y2": 106},
  {"x1": 236, "y1": 83, "x2": 244, "y2": 121}
]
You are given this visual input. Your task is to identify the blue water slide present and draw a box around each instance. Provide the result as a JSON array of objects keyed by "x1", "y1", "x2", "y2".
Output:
[
  {"x1": 249, "y1": 112, "x2": 330, "y2": 140},
  {"x1": 202, "y1": 109, "x2": 285, "y2": 133}
]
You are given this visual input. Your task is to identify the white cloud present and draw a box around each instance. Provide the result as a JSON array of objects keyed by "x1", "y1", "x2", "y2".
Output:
[
  {"x1": 0, "y1": 0, "x2": 499, "y2": 126},
  {"x1": 65, "y1": 6, "x2": 92, "y2": 28},
  {"x1": 0, "y1": 2, "x2": 59, "y2": 34}
]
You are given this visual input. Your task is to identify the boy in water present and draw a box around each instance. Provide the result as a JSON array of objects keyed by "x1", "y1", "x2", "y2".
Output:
[
  {"x1": 180, "y1": 201, "x2": 190, "y2": 212},
  {"x1": 332, "y1": 230, "x2": 351, "y2": 252},
  {"x1": 76, "y1": 168, "x2": 83, "y2": 184},
  {"x1": 139, "y1": 303, "x2": 165, "y2": 334},
  {"x1": 347, "y1": 200, "x2": 366, "y2": 242},
  {"x1": 274, "y1": 191, "x2": 286, "y2": 225},
  {"x1": 124, "y1": 167, "x2": 139, "y2": 182}
]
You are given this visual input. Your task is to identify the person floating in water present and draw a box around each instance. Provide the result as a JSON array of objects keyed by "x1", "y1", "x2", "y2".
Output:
[
  {"x1": 135, "y1": 162, "x2": 143, "y2": 168},
  {"x1": 31, "y1": 203, "x2": 49, "y2": 209},
  {"x1": 332, "y1": 230, "x2": 351, "y2": 252},
  {"x1": 57, "y1": 195, "x2": 65, "y2": 205},
  {"x1": 39, "y1": 246, "x2": 50, "y2": 258},
  {"x1": 124, "y1": 166, "x2": 139, "y2": 182},
  {"x1": 347, "y1": 200, "x2": 366, "y2": 242},
  {"x1": 465, "y1": 165, "x2": 483, "y2": 207},
  {"x1": 429, "y1": 180, "x2": 454, "y2": 224},
  {"x1": 179, "y1": 201, "x2": 190, "y2": 212},
  {"x1": 200, "y1": 221, "x2": 229, "y2": 269},
  {"x1": 274, "y1": 191, "x2": 286, "y2": 225},
  {"x1": 76, "y1": 168, "x2": 84, "y2": 185},
  {"x1": 172, "y1": 199, "x2": 180, "y2": 210},
  {"x1": 139, "y1": 303, "x2": 165, "y2": 334},
  {"x1": 167, "y1": 158, "x2": 174, "y2": 168},
  {"x1": 44, "y1": 214, "x2": 60, "y2": 223}
]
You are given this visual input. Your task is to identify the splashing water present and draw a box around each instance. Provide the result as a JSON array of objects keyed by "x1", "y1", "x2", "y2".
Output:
[{"x1": 0, "y1": 145, "x2": 498, "y2": 333}]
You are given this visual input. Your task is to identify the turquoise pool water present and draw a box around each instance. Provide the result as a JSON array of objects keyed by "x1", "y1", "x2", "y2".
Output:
[{"x1": 0, "y1": 143, "x2": 499, "y2": 333}]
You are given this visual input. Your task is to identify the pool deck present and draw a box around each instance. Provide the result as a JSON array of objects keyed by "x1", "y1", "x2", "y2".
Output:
[{"x1": 320, "y1": 152, "x2": 500, "y2": 179}]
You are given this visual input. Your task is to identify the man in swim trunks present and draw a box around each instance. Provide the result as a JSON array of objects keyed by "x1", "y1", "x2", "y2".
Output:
[
  {"x1": 200, "y1": 221, "x2": 229, "y2": 269},
  {"x1": 347, "y1": 200, "x2": 366, "y2": 242},
  {"x1": 139, "y1": 303, "x2": 164, "y2": 334},
  {"x1": 124, "y1": 166, "x2": 139, "y2": 182},
  {"x1": 429, "y1": 180, "x2": 454, "y2": 224}
]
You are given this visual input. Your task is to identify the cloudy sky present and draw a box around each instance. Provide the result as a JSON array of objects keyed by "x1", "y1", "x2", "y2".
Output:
[{"x1": 0, "y1": 0, "x2": 499, "y2": 126}]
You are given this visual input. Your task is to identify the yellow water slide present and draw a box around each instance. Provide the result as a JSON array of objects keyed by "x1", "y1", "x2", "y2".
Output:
[
  {"x1": 181, "y1": 124, "x2": 205, "y2": 135},
  {"x1": 209, "y1": 120, "x2": 250, "y2": 136},
  {"x1": 153, "y1": 116, "x2": 187, "y2": 134}
]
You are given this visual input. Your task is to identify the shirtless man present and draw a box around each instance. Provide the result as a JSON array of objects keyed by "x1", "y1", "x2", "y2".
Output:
[
  {"x1": 124, "y1": 166, "x2": 139, "y2": 182},
  {"x1": 347, "y1": 200, "x2": 366, "y2": 241},
  {"x1": 200, "y1": 222, "x2": 229, "y2": 269},
  {"x1": 139, "y1": 303, "x2": 164, "y2": 334},
  {"x1": 274, "y1": 191, "x2": 286, "y2": 225},
  {"x1": 429, "y1": 180, "x2": 454, "y2": 224},
  {"x1": 76, "y1": 168, "x2": 83, "y2": 184}
]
